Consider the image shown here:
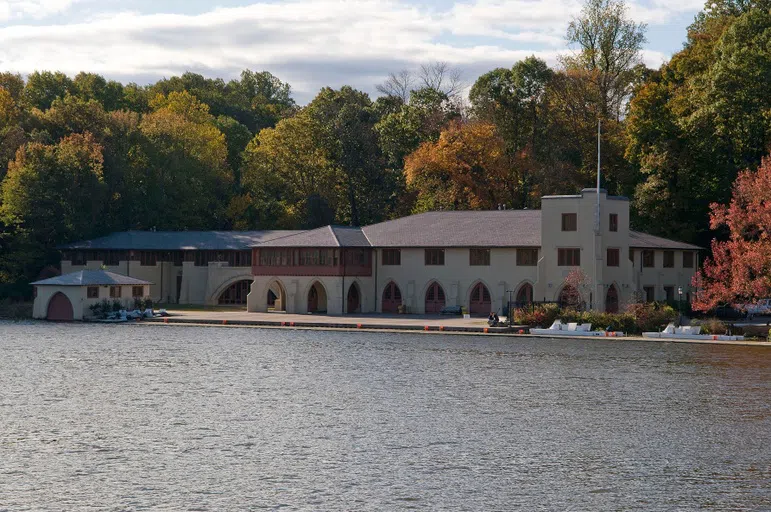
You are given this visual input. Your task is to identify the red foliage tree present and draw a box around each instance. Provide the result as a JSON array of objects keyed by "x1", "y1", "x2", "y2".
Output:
[{"x1": 693, "y1": 155, "x2": 771, "y2": 311}]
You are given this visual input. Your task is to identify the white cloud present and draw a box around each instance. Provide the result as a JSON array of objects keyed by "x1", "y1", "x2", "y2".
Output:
[
  {"x1": 0, "y1": 0, "x2": 701, "y2": 102},
  {"x1": 0, "y1": 0, "x2": 80, "y2": 21}
]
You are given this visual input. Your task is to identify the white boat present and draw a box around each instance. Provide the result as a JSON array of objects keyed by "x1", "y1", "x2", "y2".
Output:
[
  {"x1": 530, "y1": 321, "x2": 625, "y2": 337},
  {"x1": 642, "y1": 323, "x2": 744, "y2": 341}
]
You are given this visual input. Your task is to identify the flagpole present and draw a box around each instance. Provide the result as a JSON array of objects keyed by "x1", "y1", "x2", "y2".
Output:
[{"x1": 594, "y1": 119, "x2": 601, "y2": 311}]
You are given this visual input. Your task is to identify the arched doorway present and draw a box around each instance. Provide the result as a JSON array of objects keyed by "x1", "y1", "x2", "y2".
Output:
[
  {"x1": 516, "y1": 283, "x2": 533, "y2": 306},
  {"x1": 307, "y1": 282, "x2": 327, "y2": 313},
  {"x1": 424, "y1": 281, "x2": 446, "y2": 314},
  {"x1": 47, "y1": 292, "x2": 74, "y2": 321},
  {"x1": 347, "y1": 282, "x2": 361, "y2": 313},
  {"x1": 268, "y1": 281, "x2": 287, "y2": 312},
  {"x1": 218, "y1": 279, "x2": 251, "y2": 305},
  {"x1": 606, "y1": 284, "x2": 619, "y2": 313},
  {"x1": 558, "y1": 284, "x2": 581, "y2": 309},
  {"x1": 468, "y1": 282, "x2": 491, "y2": 316},
  {"x1": 382, "y1": 281, "x2": 402, "y2": 313}
]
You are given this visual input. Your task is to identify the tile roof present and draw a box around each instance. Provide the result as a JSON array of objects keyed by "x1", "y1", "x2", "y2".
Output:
[
  {"x1": 57, "y1": 213, "x2": 702, "y2": 253},
  {"x1": 629, "y1": 231, "x2": 702, "y2": 250},
  {"x1": 255, "y1": 225, "x2": 371, "y2": 248},
  {"x1": 59, "y1": 230, "x2": 301, "y2": 251},
  {"x1": 31, "y1": 270, "x2": 152, "y2": 286},
  {"x1": 362, "y1": 210, "x2": 542, "y2": 247}
]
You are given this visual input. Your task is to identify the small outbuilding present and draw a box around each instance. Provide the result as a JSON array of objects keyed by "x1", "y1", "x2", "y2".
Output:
[{"x1": 32, "y1": 270, "x2": 152, "y2": 321}]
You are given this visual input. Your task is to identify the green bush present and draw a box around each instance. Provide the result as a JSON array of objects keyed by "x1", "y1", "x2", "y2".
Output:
[
  {"x1": 112, "y1": 299, "x2": 122, "y2": 312},
  {"x1": 513, "y1": 303, "x2": 561, "y2": 327},
  {"x1": 626, "y1": 302, "x2": 677, "y2": 332}
]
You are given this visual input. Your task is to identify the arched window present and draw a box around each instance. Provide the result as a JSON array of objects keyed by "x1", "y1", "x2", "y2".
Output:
[
  {"x1": 558, "y1": 284, "x2": 581, "y2": 309},
  {"x1": 516, "y1": 283, "x2": 533, "y2": 306}
]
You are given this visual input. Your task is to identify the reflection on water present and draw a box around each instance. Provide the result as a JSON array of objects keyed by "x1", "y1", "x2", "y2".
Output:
[{"x1": 0, "y1": 321, "x2": 769, "y2": 510}]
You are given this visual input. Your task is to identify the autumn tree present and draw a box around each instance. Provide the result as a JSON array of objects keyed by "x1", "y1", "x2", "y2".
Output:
[
  {"x1": 693, "y1": 156, "x2": 771, "y2": 311},
  {"x1": 404, "y1": 121, "x2": 518, "y2": 212}
]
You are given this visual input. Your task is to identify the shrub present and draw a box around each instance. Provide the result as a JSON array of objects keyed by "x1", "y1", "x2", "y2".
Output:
[
  {"x1": 112, "y1": 299, "x2": 122, "y2": 312},
  {"x1": 144, "y1": 297, "x2": 153, "y2": 309},
  {"x1": 513, "y1": 303, "x2": 560, "y2": 327},
  {"x1": 133, "y1": 297, "x2": 145, "y2": 310},
  {"x1": 625, "y1": 302, "x2": 677, "y2": 333},
  {"x1": 698, "y1": 318, "x2": 727, "y2": 335}
]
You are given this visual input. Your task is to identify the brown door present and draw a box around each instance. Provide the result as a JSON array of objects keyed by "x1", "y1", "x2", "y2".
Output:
[
  {"x1": 347, "y1": 284, "x2": 360, "y2": 313},
  {"x1": 469, "y1": 283, "x2": 491, "y2": 316},
  {"x1": 47, "y1": 292, "x2": 74, "y2": 321},
  {"x1": 382, "y1": 282, "x2": 402, "y2": 313},
  {"x1": 308, "y1": 285, "x2": 319, "y2": 312},
  {"x1": 425, "y1": 282, "x2": 446, "y2": 314}
]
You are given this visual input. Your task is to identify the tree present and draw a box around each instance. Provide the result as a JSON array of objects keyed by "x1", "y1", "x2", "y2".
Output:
[
  {"x1": 563, "y1": 0, "x2": 647, "y2": 120},
  {"x1": 693, "y1": 156, "x2": 771, "y2": 310},
  {"x1": 72, "y1": 72, "x2": 124, "y2": 111},
  {"x1": 627, "y1": 4, "x2": 771, "y2": 245},
  {"x1": 0, "y1": 133, "x2": 107, "y2": 280},
  {"x1": 470, "y1": 57, "x2": 555, "y2": 206},
  {"x1": 23, "y1": 71, "x2": 74, "y2": 111},
  {"x1": 377, "y1": 61, "x2": 465, "y2": 102},
  {"x1": 240, "y1": 113, "x2": 338, "y2": 228},
  {"x1": 132, "y1": 93, "x2": 231, "y2": 229},
  {"x1": 404, "y1": 121, "x2": 517, "y2": 211},
  {"x1": 306, "y1": 86, "x2": 396, "y2": 225}
]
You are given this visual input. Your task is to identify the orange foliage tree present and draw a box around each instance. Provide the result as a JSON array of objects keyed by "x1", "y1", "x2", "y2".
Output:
[
  {"x1": 404, "y1": 121, "x2": 525, "y2": 212},
  {"x1": 693, "y1": 155, "x2": 771, "y2": 311}
]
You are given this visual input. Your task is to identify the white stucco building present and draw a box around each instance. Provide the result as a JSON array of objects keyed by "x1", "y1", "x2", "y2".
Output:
[
  {"x1": 59, "y1": 189, "x2": 701, "y2": 316},
  {"x1": 32, "y1": 270, "x2": 151, "y2": 321}
]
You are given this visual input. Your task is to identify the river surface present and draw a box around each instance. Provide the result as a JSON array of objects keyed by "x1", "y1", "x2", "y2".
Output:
[{"x1": 0, "y1": 321, "x2": 769, "y2": 511}]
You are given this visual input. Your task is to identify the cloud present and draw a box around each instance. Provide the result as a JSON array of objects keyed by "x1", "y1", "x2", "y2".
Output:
[
  {"x1": 0, "y1": 0, "x2": 81, "y2": 21},
  {"x1": 0, "y1": 0, "x2": 701, "y2": 102}
]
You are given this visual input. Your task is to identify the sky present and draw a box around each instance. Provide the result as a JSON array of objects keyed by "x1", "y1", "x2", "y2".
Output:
[{"x1": 0, "y1": 0, "x2": 705, "y2": 103}]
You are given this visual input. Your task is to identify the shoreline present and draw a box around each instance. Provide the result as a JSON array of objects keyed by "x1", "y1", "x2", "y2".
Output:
[{"x1": 138, "y1": 316, "x2": 771, "y2": 347}]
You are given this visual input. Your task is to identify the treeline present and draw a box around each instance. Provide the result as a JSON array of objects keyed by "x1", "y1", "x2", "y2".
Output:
[{"x1": 1, "y1": 0, "x2": 769, "y2": 298}]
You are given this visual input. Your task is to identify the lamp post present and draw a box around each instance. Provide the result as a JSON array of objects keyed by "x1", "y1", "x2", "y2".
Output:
[
  {"x1": 678, "y1": 286, "x2": 683, "y2": 326},
  {"x1": 506, "y1": 289, "x2": 514, "y2": 327}
]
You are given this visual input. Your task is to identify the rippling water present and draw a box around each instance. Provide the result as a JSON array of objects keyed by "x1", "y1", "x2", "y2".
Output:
[{"x1": 0, "y1": 321, "x2": 769, "y2": 511}]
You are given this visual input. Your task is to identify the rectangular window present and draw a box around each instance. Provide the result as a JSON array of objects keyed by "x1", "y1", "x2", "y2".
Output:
[
  {"x1": 72, "y1": 251, "x2": 86, "y2": 266},
  {"x1": 642, "y1": 250, "x2": 655, "y2": 268},
  {"x1": 382, "y1": 249, "x2": 401, "y2": 266},
  {"x1": 607, "y1": 248, "x2": 620, "y2": 267},
  {"x1": 104, "y1": 251, "x2": 122, "y2": 266},
  {"x1": 87, "y1": 286, "x2": 99, "y2": 299},
  {"x1": 644, "y1": 286, "x2": 655, "y2": 303},
  {"x1": 609, "y1": 213, "x2": 618, "y2": 232},
  {"x1": 561, "y1": 213, "x2": 577, "y2": 231},
  {"x1": 109, "y1": 286, "x2": 122, "y2": 298},
  {"x1": 664, "y1": 286, "x2": 674, "y2": 303},
  {"x1": 517, "y1": 248, "x2": 538, "y2": 266},
  {"x1": 171, "y1": 251, "x2": 184, "y2": 266},
  {"x1": 557, "y1": 248, "x2": 581, "y2": 266},
  {"x1": 140, "y1": 251, "x2": 157, "y2": 266},
  {"x1": 425, "y1": 249, "x2": 445, "y2": 266},
  {"x1": 469, "y1": 248, "x2": 490, "y2": 266},
  {"x1": 663, "y1": 251, "x2": 674, "y2": 268},
  {"x1": 683, "y1": 252, "x2": 694, "y2": 268},
  {"x1": 132, "y1": 286, "x2": 144, "y2": 298}
]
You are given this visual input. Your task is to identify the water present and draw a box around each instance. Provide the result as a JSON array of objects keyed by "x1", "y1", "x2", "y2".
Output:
[{"x1": 0, "y1": 321, "x2": 769, "y2": 511}]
